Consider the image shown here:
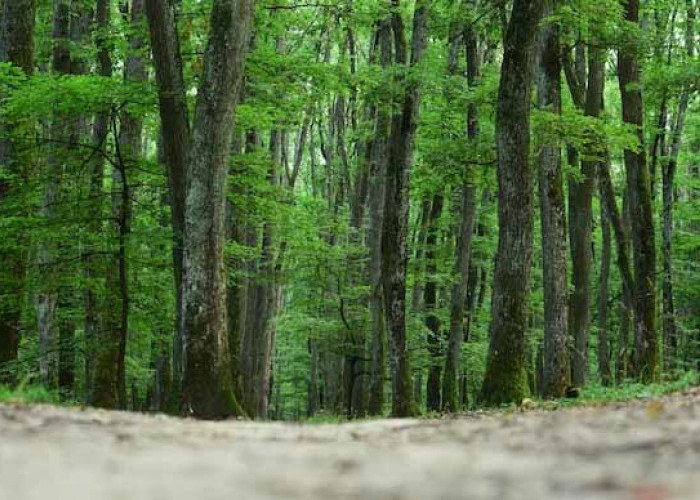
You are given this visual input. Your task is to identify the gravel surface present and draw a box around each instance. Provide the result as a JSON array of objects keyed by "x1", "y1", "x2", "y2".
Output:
[{"x1": 1, "y1": 388, "x2": 700, "y2": 500}]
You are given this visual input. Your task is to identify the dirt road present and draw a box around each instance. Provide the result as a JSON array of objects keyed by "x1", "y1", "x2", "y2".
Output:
[{"x1": 1, "y1": 389, "x2": 700, "y2": 500}]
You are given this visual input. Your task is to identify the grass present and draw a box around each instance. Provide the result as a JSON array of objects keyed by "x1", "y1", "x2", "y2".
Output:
[
  {"x1": 0, "y1": 381, "x2": 63, "y2": 405},
  {"x1": 571, "y1": 371, "x2": 700, "y2": 407}
]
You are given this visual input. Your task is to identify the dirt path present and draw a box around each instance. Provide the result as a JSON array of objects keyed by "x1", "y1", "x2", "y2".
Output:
[{"x1": 1, "y1": 389, "x2": 700, "y2": 500}]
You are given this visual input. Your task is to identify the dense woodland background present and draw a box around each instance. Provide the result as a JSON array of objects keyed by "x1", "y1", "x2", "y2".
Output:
[{"x1": 1, "y1": 0, "x2": 700, "y2": 420}]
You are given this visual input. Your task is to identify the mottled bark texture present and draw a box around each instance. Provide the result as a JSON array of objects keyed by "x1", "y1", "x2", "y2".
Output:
[
  {"x1": 181, "y1": 0, "x2": 253, "y2": 419},
  {"x1": 619, "y1": 0, "x2": 658, "y2": 382},
  {"x1": 480, "y1": 0, "x2": 543, "y2": 406},
  {"x1": 381, "y1": 0, "x2": 427, "y2": 417},
  {"x1": 0, "y1": 0, "x2": 35, "y2": 384},
  {"x1": 535, "y1": 5, "x2": 569, "y2": 399}
]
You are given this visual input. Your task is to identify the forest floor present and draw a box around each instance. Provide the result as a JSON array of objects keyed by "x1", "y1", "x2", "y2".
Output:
[{"x1": 1, "y1": 388, "x2": 700, "y2": 500}]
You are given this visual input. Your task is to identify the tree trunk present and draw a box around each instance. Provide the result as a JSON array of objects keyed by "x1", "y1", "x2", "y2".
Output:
[
  {"x1": 442, "y1": 23, "x2": 479, "y2": 413},
  {"x1": 367, "y1": 20, "x2": 391, "y2": 417},
  {"x1": 145, "y1": 0, "x2": 190, "y2": 399},
  {"x1": 536, "y1": 4, "x2": 569, "y2": 399},
  {"x1": 111, "y1": 0, "x2": 147, "y2": 408},
  {"x1": 91, "y1": 0, "x2": 119, "y2": 409},
  {"x1": 662, "y1": 0, "x2": 693, "y2": 371},
  {"x1": 618, "y1": 0, "x2": 658, "y2": 382},
  {"x1": 480, "y1": 0, "x2": 543, "y2": 406},
  {"x1": 424, "y1": 192, "x2": 443, "y2": 412},
  {"x1": 598, "y1": 204, "x2": 612, "y2": 386},
  {"x1": 181, "y1": 0, "x2": 253, "y2": 419},
  {"x1": 381, "y1": 0, "x2": 428, "y2": 417},
  {"x1": 0, "y1": 0, "x2": 34, "y2": 385}
]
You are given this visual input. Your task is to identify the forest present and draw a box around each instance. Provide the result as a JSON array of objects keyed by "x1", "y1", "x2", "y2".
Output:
[{"x1": 1, "y1": 0, "x2": 700, "y2": 422}]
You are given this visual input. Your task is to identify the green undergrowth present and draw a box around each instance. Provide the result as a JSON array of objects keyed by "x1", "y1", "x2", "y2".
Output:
[
  {"x1": 0, "y1": 382, "x2": 65, "y2": 406},
  {"x1": 568, "y1": 371, "x2": 700, "y2": 407}
]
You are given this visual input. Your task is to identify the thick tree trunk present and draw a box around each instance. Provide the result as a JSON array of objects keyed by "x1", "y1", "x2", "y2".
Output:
[
  {"x1": 381, "y1": 0, "x2": 427, "y2": 417},
  {"x1": 536, "y1": 5, "x2": 569, "y2": 399},
  {"x1": 619, "y1": 0, "x2": 658, "y2": 382},
  {"x1": 480, "y1": 0, "x2": 543, "y2": 406},
  {"x1": 181, "y1": 0, "x2": 253, "y2": 419}
]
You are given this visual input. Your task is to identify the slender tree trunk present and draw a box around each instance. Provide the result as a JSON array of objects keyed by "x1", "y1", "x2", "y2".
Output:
[
  {"x1": 480, "y1": 0, "x2": 543, "y2": 406},
  {"x1": 145, "y1": 0, "x2": 190, "y2": 401},
  {"x1": 442, "y1": 23, "x2": 479, "y2": 413},
  {"x1": 36, "y1": 0, "x2": 74, "y2": 388},
  {"x1": 619, "y1": 0, "x2": 658, "y2": 381},
  {"x1": 662, "y1": 0, "x2": 693, "y2": 371},
  {"x1": 367, "y1": 20, "x2": 391, "y2": 417},
  {"x1": 181, "y1": 0, "x2": 253, "y2": 419},
  {"x1": 111, "y1": 0, "x2": 147, "y2": 408},
  {"x1": 598, "y1": 204, "x2": 612, "y2": 386},
  {"x1": 381, "y1": 0, "x2": 428, "y2": 417},
  {"x1": 424, "y1": 193, "x2": 443, "y2": 412},
  {"x1": 536, "y1": 4, "x2": 569, "y2": 399},
  {"x1": 91, "y1": 0, "x2": 120, "y2": 409},
  {"x1": 0, "y1": 0, "x2": 35, "y2": 385}
]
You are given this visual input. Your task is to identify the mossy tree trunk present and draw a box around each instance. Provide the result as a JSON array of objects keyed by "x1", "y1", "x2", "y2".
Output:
[
  {"x1": 480, "y1": 0, "x2": 543, "y2": 406},
  {"x1": 180, "y1": 0, "x2": 254, "y2": 419}
]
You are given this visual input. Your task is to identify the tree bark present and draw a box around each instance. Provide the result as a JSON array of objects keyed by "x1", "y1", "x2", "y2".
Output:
[
  {"x1": 662, "y1": 0, "x2": 693, "y2": 371},
  {"x1": 618, "y1": 0, "x2": 658, "y2": 382},
  {"x1": 381, "y1": 0, "x2": 428, "y2": 417},
  {"x1": 480, "y1": 0, "x2": 543, "y2": 406},
  {"x1": 424, "y1": 192, "x2": 443, "y2": 412},
  {"x1": 145, "y1": 0, "x2": 190, "y2": 399},
  {"x1": 90, "y1": 0, "x2": 119, "y2": 409},
  {"x1": 367, "y1": 19, "x2": 392, "y2": 417},
  {"x1": 0, "y1": 0, "x2": 35, "y2": 385},
  {"x1": 442, "y1": 23, "x2": 479, "y2": 413},
  {"x1": 598, "y1": 204, "x2": 612, "y2": 386},
  {"x1": 181, "y1": 0, "x2": 253, "y2": 419},
  {"x1": 536, "y1": 4, "x2": 569, "y2": 399}
]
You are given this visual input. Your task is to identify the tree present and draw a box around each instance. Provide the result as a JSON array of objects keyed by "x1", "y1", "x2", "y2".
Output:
[
  {"x1": 618, "y1": 0, "x2": 657, "y2": 381},
  {"x1": 442, "y1": 19, "x2": 479, "y2": 413},
  {"x1": 180, "y1": 0, "x2": 254, "y2": 418},
  {"x1": 381, "y1": 0, "x2": 428, "y2": 417},
  {"x1": 535, "y1": 1, "x2": 568, "y2": 399},
  {"x1": 480, "y1": 0, "x2": 543, "y2": 406},
  {"x1": 0, "y1": 0, "x2": 35, "y2": 384}
]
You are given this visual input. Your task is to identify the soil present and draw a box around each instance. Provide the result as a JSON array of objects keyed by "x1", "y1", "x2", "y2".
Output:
[{"x1": 1, "y1": 388, "x2": 700, "y2": 500}]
